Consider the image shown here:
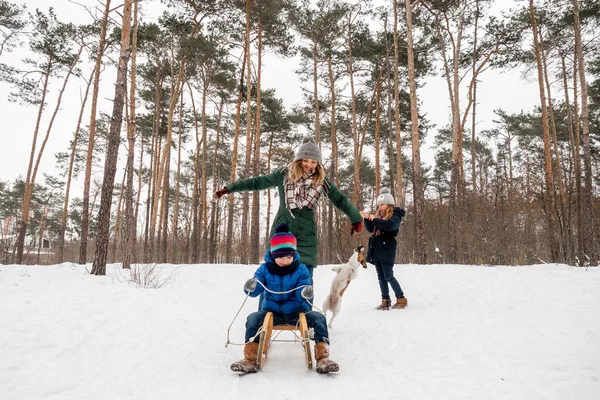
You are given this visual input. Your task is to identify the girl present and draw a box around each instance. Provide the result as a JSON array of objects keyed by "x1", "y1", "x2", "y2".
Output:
[{"x1": 360, "y1": 187, "x2": 407, "y2": 310}]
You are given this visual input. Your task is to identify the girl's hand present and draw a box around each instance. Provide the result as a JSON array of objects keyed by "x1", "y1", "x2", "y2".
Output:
[
  {"x1": 368, "y1": 214, "x2": 375, "y2": 221},
  {"x1": 360, "y1": 211, "x2": 369, "y2": 219}
]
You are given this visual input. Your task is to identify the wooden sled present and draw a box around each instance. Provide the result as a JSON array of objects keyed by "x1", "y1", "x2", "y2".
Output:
[{"x1": 256, "y1": 311, "x2": 313, "y2": 370}]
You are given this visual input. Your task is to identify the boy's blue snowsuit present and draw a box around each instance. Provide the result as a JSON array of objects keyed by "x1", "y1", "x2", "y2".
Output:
[{"x1": 244, "y1": 251, "x2": 330, "y2": 344}]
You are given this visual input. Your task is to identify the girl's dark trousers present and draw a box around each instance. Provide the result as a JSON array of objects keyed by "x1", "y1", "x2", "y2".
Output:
[{"x1": 373, "y1": 259, "x2": 405, "y2": 300}]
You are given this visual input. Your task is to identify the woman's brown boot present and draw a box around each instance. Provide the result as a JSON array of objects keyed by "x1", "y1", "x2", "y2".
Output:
[
  {"x1": 375, "y1": 299, "x2": 392, "y2": 310},
  {"x1": 230, "y1": 342, "x2": 259, "y2": 374},
  {"x1": 314, "y1": 342, "x2": 339, "y2": 374},
  {"x1": 391, "y1": 297, "x2": 408, "y2": 309}
]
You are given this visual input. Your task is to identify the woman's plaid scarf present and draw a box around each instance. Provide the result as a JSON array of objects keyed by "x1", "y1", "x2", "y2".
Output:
[{"x1": 284, "y1": 172, "x2": 325, "y2": 211}]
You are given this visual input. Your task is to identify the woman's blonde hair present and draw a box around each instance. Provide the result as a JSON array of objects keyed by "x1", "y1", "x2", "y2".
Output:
[
  {"x1": 287, "y1": 159, "x2": 325, "y2": 185},
  {"x1": 376, "y1": 205, "x2": 395, "y2": 221}
]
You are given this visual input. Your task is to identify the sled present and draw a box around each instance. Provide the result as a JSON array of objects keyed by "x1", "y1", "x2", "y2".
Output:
[{"x1": 256, "y1": 311, "x2": 313, "y2": 370}]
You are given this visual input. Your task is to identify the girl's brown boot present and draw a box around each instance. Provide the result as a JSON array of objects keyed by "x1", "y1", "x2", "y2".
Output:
[{"x1": 375, "y1": 299, "x2": 392, "y2": 310}]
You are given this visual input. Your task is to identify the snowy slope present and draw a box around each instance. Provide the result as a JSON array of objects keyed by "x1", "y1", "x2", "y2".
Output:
[{"x1": 1, "y1": 262, "x2": 599, "y2": 400}]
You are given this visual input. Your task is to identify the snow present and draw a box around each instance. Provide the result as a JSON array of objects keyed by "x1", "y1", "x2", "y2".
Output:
[{"x1": 1, "y1": 262, "x2": 599, "y2": 400}]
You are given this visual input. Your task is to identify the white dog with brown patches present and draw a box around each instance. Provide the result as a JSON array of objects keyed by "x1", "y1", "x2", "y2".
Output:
[{"x1": 322, "y1": 246, "x2": 367, "y2": 328}]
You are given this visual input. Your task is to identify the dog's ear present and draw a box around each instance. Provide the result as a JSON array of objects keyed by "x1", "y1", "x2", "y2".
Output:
[
  {"x1": 356, "y1": 246, "x2": 367, "y2": 268},
  {"x1": 355, "y1": 245, "x2": 364, "y2": 253}
]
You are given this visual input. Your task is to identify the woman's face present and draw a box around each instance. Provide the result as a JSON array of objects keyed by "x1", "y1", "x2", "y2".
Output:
[
  {"x1": 300, "y1": 159, "x2": 318, "y2": 175},
  {"x1": 378, "y1": 204, "x2": 389, "y2": 212}
]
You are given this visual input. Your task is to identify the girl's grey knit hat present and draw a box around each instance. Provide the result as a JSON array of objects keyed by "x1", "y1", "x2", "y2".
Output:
[
  {"x1": 294, "y1": 136, "x2": 322, "y2": 163},
  {"x1": 377, "y1": 187, "x2": 395, "y2": 205}
]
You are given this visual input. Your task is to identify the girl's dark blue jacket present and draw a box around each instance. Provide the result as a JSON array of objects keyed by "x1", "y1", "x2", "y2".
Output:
[
  {"x1": 364, "y1": 207, "x2": 406, "y2": 263},
  {"x1": 244, "y1": 251, "x2": 311, "y2": 314}
]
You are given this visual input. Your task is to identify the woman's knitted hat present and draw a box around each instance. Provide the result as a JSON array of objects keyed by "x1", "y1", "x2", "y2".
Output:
[
  {"x1": 270, "y1": 223, "x2": 297, "y2": 258},
  {"x1": 294, "y1": 136, "x2": 322, "y2": 163},
  {"x1": 377, "y1": 187, "x2": 395, "y2": 205}
]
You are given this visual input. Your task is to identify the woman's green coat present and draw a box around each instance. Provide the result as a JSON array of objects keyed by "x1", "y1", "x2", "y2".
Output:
[{"x1": 226, "y1": 168, "x2": 362, "y2": 267}]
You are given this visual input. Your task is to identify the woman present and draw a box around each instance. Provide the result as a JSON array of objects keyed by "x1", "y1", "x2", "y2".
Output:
[
  {"x1": 360, "y1": 187, "x2": 407, "y2": 310},
  {"x1": 214, "y1": 136, "x2": 363, "y2": 279}
]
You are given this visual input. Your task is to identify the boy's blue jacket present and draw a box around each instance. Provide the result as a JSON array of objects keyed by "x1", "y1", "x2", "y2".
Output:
[{"x1": 245, "y1": 251, "x2": 311, "y2": 314}]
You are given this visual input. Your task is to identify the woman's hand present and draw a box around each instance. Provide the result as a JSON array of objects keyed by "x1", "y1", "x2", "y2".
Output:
[
  {"x1": 359, "y1": 211, "x2": 369, "y2": 219},
  {"x1": 214, "y1": 187, "x2": 230, "y2": 199},
  {"x1": 350, "y1": 220, "x2": 363, "y2": 235}
]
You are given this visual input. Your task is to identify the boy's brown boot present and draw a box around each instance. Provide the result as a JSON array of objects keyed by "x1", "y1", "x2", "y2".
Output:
[
  {"x1": 230, "y1": 342, "x2": 259, "y2": 374},
  {"x1": 391, "y1": 297, "x2": 408, "y2": 309},
  {"x1": 375, "y1": 299, "x2": 392, "y2": 311},
  {"x1": 314, "y1": 342, "x2": 339, "y2": 374}
]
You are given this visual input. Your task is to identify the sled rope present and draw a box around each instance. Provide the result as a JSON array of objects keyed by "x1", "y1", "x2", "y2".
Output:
[{"x1": 225, "y1": 282, "x2": 323, "y2": 347}]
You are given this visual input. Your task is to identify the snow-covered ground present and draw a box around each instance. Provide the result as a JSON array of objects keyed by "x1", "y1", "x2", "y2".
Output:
[{"x1": 1, "y1": 261, "x2": 599, "y2": 400}]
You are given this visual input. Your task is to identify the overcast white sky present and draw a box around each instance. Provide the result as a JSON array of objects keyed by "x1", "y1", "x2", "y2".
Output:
[{"x1": 0, "y1": 0, "x2": 542, "y2": 185}]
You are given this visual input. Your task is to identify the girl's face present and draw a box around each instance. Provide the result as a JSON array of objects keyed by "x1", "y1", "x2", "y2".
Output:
[
  {"x1": 378, "y1": 204, "x2": 389, "y2": 212},
  {"x1": 300, "y1": 159, "x2": 318, "y2": 175}
]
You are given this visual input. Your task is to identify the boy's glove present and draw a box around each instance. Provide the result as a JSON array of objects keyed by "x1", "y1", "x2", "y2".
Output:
[
  {"x1": 244, "y1": 278, "x2": 258, "y2": 293},
  {"x1": 301, "y1": 285, "x2": 313, "y2": 300},
  {"x1": 214, "y1": 187, "x2": 230, "y2": 199},
  {"x1": 350, "y1": 220, "x2": 363, "y2": 235}
]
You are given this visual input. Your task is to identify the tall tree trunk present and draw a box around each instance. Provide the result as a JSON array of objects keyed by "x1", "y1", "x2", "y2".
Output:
[
  {"x1": 58, "y1": 68, "x2": 94, "y2": 263},
  {"x1": 405, "y1": 0, "x2": 427, "y2": 264},
  {"x1": 450, "y1": 12, "x2": 465, "y2": 264},
  {"x1": 572, "y1": 0, "x2": 597, "y2": 263},
  {"x1": 384, "y1": 15, "x2": 395, "y2": 194},
  {"x1": 226, "y1": 43, "x2": 248, "y2": 263},
  {"x1": 36, "y1": 206, "x2": 49, "y2": 265},
  {"x1": 265, "y1": 135, "x2": 273, "y2": 246},
  {"x1": 328, "y1": 54, "x2": 338, "y2": 185},
  {"x1": 81, "y1": 0, "x2": 110, "y2": 265},
  {"x1": 200, "y1": 82, "x2": 209, "y2": 261},
  {"x1": 91, "y1": 0, "x2": 132, "y2": 275},
  {"x1": 313, "y1": 39, "x2": 321, "y2": 144},
  {"x1": 563, "y1": 54, "x2": 584, "y2": 262},
  {"x1": 471, "y1": 0, "x2": 479, "y2": 194},
  {"x1": 144, "y1": 63, "x2": 163, "y2": 262},
  {"x1": 16, "y1": 61, "x2": 51, "y2": 265},
  {"x1": 111, "y1": 170, "x2": 127, "y2": 263},
  {"x1": 347, "y1": 12, "x2": 361, "y2": 207},
  {"x1": 171, "y1": 89, "x2": 184, "y2": 262},
  {"x1": 559, "y1": 54, "x2": 578, "y2": 256},
  {"x1": 540, "y1": 28, "x2": 570, "y2": 263},
  {"x1": 209, "y1": 99, "x2": 224, "y2": 263},
  {"x1": 241, "y1": 0, "x2": 253, "y2": 264},
  {"x1": 393, "y1": 0, "x2": 403, "y2": 206},
  {"x1": 529, "y1": 0, "x2": 559, "y2": 262},
  {"x1": 124, "y1": 0, "x2": 138, "y2": 269},
  {"x1": 327, "y1": 52, "x2": 339, "y2": 260},
  {"x1": 251, "y1": 19, "x2": 263, "y2": 263},
  {"x1": 189, "y1": 82, "x2": 201, "y2": 263},
  {"x1": 374, "y1": 79, "x2": 381, "y2": 193}
]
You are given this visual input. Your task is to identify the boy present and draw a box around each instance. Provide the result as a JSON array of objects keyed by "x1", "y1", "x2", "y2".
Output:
[{"x1": 230, "y1": 223, "x2": 339, "y2": 374}]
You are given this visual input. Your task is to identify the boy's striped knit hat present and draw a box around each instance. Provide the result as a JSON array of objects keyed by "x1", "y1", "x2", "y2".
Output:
[{"x1": 270, "y1": 223, "x2": 297, "y2": 258}]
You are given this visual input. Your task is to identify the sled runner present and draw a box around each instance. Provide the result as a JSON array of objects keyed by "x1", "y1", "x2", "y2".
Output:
[{"x1": 256, "y1": 311, "x2": 313, "y2": 370}]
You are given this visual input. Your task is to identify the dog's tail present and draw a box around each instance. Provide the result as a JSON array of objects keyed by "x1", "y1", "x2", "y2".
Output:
[{"x1": 322, "y1": 295, "x2": 331, "y2": 314}]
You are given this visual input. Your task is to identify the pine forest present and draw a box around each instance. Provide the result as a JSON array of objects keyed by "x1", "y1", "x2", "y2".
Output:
[{"x1": 0, "y1": 0, "x2": 598, "y2": 272}]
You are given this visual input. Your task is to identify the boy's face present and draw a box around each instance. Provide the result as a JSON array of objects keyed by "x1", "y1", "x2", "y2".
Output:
[{"x1": 274, "y1": 255, "x2": 294, "y2": 266}]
